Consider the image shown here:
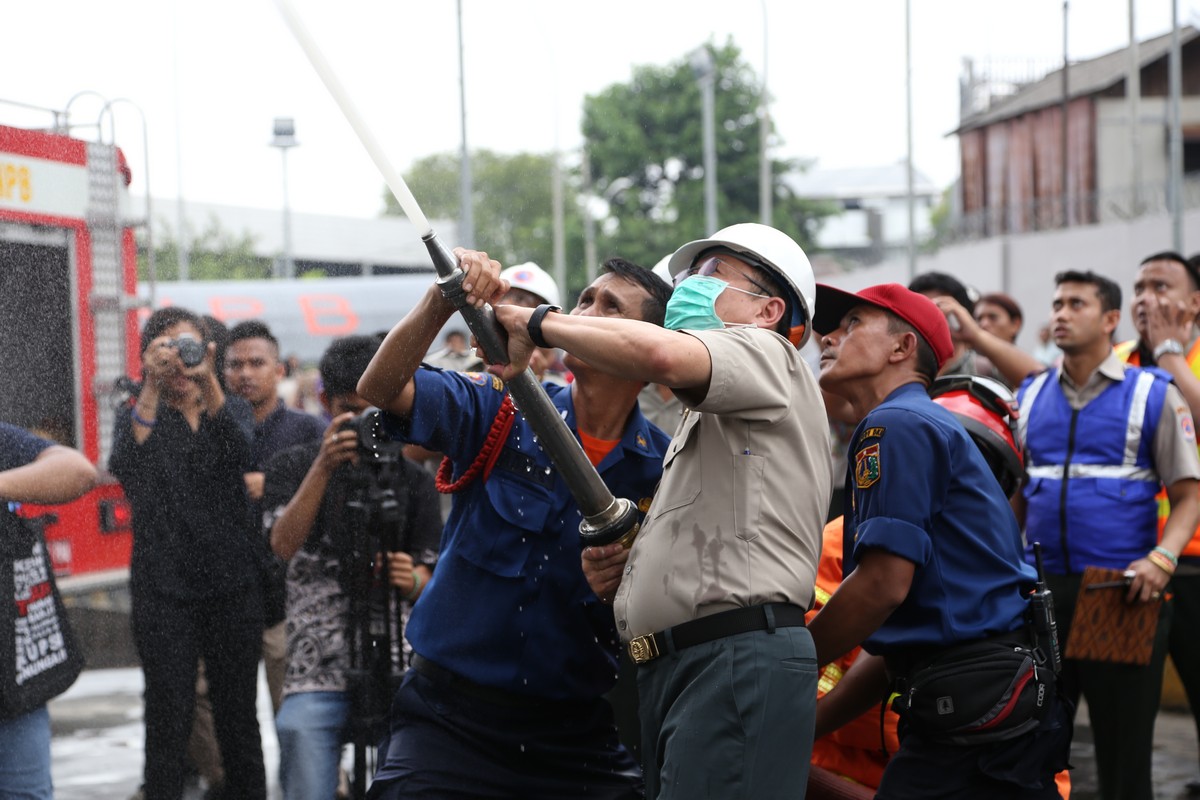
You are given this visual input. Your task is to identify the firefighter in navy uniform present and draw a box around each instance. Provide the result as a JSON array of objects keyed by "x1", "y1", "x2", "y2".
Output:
[{"x1": 809, "y1": 283, "x2": 1072, "y2": 800}]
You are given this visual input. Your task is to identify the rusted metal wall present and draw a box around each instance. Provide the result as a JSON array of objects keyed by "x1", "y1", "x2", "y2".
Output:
[
  {"x1": 1007, "y1": 116, "x2": 1035, "y2": 232},
  {"x1": 960, "y1": 97, "x2": 1096, "y2": 234}
]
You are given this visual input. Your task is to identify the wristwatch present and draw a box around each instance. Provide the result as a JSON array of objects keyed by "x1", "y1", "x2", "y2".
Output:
[
  {"x1": 527, "y1": 304, "x2": 562, "y2": 349},
  {"x1": 1153, "y1": 339, "x2": 1186, "y2": 361}
]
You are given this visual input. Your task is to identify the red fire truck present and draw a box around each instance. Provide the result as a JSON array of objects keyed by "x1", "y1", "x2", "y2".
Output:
[{"x1": 0, "y1": 122, "x2": 138, "y2": 591}]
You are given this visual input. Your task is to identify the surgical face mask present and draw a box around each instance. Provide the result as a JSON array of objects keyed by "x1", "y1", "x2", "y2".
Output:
[{"x1": 664, "y1": 275, "x2": 765, "y2": 332}]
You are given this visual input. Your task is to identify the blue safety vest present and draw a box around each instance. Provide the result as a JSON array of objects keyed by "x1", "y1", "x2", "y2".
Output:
[{"x1": 1018, "y1": 366, "x2": 1169, "y2": 574}]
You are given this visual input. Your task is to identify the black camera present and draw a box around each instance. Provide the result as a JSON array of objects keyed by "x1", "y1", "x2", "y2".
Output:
[
  {"x1": 169, "y1": 334, "x2": 206, "y2": 367},
  {"x1": 340, "y1": 408, "x2": 404, "y2": 467}
]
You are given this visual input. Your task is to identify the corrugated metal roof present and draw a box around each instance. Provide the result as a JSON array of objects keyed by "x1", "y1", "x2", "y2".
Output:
[
  {"x1": 784, "y1": 162, "x2": 940, "y2": 199},
  {"x1": 954, "y1": 26, "x2": 1199, "y2": 134}
]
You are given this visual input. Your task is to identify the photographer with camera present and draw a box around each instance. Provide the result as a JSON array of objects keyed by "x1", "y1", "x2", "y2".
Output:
[
  {"x1": 264, "y1": 335, "x2": 441, "y2": 800},
  {"x1": 109, "y1": 306, "x2": 266, "y2": 800}
]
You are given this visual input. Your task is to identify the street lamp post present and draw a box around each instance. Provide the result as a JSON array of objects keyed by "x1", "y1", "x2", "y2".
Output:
[
  {"x1": 690, "y1": 46, "x2": 718, "y2": 235},
  {"x1": 759, "y1": 1, "x2": 772, "y2": 226},
  {"x1": 270, "y1": 117, "x2": 299, "y2": 279}
]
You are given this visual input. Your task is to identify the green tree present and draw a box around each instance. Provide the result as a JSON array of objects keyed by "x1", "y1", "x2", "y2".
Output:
[
  {"x1": 384, "y1": 150, "x2": 592, "y2": 297},
  {"x1": 924, "y1": 185, "x2": 955, "y2": 253},
  {"x1": 582, "y1": 39, "x2": 833, "y2": 267},
  {"x1": 139, "y1": 215, "x2": 270, "y2": 281}
]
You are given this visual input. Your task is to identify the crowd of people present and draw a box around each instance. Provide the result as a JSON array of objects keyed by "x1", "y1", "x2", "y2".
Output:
[{"x1": 5, "y1": 225, "x2": 1200, "y2": 800}]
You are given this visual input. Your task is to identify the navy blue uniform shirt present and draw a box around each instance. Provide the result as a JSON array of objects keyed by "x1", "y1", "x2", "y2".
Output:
[
  {"x1": 843, "y1": 383, "x2": 1034, "y2": 655},
  {"x1": 0, "y1": 423, "x2": 52, "y2": 474},
  {"x1": 383, "y1": 367, "x2": 668, "y2": 701}
]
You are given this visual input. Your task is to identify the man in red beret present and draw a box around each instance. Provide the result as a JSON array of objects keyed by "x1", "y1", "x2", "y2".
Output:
[{"x1": 808, "y1": 283, "x2": 1072, "y2": 799}]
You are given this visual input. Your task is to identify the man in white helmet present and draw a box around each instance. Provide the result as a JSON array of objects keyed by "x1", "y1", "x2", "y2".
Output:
[
  {"x1": 493, "y1": 223, "x2": 830, "y2": 799},
  {"x1": 497, "y1": 262, "x2": 567, "y2": 383}
]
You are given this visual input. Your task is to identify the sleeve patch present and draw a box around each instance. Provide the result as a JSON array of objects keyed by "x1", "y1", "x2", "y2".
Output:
[
  {"x1": 855, "y1": 443, "x2": 881, "y2": 489},
  {"x1": 858, "y1": 426, "x2": 886, "y2": 444},
  {"x1": 464, "y1": 371, "x2": 505, "y2": 392}
]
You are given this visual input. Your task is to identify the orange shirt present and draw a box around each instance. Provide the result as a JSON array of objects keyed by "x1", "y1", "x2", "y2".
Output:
[{"x1": 578, "y1": 430, "x2": 619, "y2": 467}]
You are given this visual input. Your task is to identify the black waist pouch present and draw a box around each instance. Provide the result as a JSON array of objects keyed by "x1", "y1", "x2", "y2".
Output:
[{"x1": 893, "y1": 637, "x2": 1053, "y2": 745}]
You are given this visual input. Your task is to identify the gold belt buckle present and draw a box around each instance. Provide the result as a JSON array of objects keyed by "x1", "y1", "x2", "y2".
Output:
[{"x1": 628, "y1": 634, "x2": 661, "y2": 664}]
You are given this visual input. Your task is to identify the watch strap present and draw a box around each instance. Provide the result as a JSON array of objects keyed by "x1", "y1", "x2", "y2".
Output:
[
  {"x1": 1153, "y1": 339, "x2": 1185, "y2": 361},
  {"x1": 527, "y1": 304, "x2": 562, "y2": 349}
]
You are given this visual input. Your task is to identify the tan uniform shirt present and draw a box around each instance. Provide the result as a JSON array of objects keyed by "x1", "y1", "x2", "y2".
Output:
[
  {"x1": 613, "y1": 326, "x2": 831, "y2": 640},
  {"x1": 1056, "y1": 351, "x2": 1200, "y2": 487},
  {"x1": 637, "y1": 383, "x2": 685, "y2": 437}
]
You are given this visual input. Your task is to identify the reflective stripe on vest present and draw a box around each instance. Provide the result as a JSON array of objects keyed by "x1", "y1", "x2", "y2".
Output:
[
  {"x1": 1026, "y1": 464, "x2": 1157, "y2": 481},
  {"x1": 1021, "y1": 369, "x2": 1157, "y2": 475}
]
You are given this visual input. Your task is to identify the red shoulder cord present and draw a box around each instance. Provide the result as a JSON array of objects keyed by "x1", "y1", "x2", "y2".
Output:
[{"x1": 435, "y1": 393, "x2": 517, "y2": 494}]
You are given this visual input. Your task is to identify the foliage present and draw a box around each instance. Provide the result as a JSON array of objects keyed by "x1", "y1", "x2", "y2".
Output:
[
  {"x1": 923, "y1": 184, "x2": 956, "y2": 253},
  {"x1": 138, "y1": 215, "x2": 270, "y2": 281},
  {"x1": 385, "y1": 150, "x2": 592, "y2": 298},
  {"x1": 582, "y1": 39, "x2": 833, "y2": 267}
]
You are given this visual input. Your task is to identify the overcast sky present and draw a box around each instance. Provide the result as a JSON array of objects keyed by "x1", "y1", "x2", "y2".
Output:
[{"x1": 7, "y1": 0, "x2": 1199, "y2": 229}]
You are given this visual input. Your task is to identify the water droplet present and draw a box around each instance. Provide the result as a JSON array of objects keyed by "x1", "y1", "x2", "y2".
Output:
[{"x1": 543, "y1": 466, "x2": 552, "y2": 475}]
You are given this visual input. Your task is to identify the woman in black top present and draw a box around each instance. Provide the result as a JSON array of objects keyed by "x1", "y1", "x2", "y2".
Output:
[{"x1": 109, "y1": 307, "x2": 265, "y2": 800}]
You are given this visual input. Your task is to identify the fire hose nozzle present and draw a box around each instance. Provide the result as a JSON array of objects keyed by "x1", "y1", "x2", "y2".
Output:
[{"x1": 579, "y1": 497, "x2": 641, "y2": 550}]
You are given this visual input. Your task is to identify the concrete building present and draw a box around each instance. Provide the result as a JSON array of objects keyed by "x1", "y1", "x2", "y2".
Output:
[
  {"x1": 784, "y1": 162, "x2": 939, "y2": 268},
  {"x1": 953, "y1": 26, "x2": 1200, "y2": 239},
  {"x1": 151, "y1": 198, "x2": 454, "y2": 276}
]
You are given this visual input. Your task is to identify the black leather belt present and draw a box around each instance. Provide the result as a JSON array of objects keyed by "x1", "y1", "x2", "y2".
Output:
[
  {"x1": 628, "y1": 603, "x2": 807, "y2": 666},
  {"x1": 410, "y1": 653, "x2": 540, "y2": 708}
]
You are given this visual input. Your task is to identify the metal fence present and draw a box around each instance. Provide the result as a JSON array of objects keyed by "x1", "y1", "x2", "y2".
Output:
[{"x1": 942, "y1": 175, "x2": 1200, "y2": 245}]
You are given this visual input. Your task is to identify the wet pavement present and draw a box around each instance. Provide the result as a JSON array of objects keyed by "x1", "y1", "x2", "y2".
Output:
[
  {"x1": 47, "y1": 665, "x2": 1200, "y2": 799},
  {"x1": 50, "y1": 667, "x2": 282, "y2": 800}
]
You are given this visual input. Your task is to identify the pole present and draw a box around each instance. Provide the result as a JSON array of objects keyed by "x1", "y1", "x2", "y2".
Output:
[
  {"x1": 1061, "y1": 0, "x2": 1070, "y2": 228},
  {"x1": 172, "y1": 1, "x2": 189, "y2": 281},
  {"x1": 582, "y1": 147, "x2": 597, "y2": 285},
  {"x1": 698, "y1": 48, "x2": 718, "y2": 234},
  {"x1": 457, "y1": 0, "x2": 474, "y2": 249},
  {"x1": 905, "y1": 0, "x2": 916, "y2": 280},
  {"x1": 1168, "y1": 0, "x2": 1184, "y2": 252},
  {"x1": 758, "y1": 0, "x2": 772, "y2": 226},
  {"x1": 1128, "y1": 0, "x2": 1141, "y2": 216},
  {"x1": 552, "y1": 151, "x2": 566, "y2": 300},
  {"x1": 552, "y1": 59, "x2": 566, "y2": 299},
  {"x1": 281, "y1": 146, "x2": 294, "y2": 279}
]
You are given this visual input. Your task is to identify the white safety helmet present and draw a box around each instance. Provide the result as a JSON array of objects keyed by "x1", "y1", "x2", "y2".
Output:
[
  {"x1": 666, "y1": 223, "x2": 816, "y2": 348},
  {"x1": 651, "y1": 255, "x2": 673, "y2": 285},
  {"x1": 499, "y1": 262, "x2": 561, "y2": 307}
]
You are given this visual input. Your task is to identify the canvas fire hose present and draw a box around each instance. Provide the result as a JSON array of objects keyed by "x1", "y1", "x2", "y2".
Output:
[{"x1": 275, "y1": 0, "x2": 640, "y2": 547}]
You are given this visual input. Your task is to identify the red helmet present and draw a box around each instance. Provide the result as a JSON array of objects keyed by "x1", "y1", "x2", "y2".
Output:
[{"x1": 930, "y1": 374, "x2": 1025, "y2": 498}]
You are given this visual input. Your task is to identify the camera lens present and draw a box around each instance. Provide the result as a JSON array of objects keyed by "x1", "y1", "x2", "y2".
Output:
[{"x1": 174, "y1": 335, "x2": 206, "y2": 367}]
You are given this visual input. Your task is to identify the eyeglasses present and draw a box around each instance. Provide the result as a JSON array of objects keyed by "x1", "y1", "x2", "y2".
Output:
[{"x1": 675, "y1": 255, "x2": 774, "y2": 297}]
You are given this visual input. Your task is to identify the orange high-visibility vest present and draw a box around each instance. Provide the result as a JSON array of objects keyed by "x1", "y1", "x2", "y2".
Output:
[
  {"x1": 1116, "y1": 338, "x2": 1200, "y2": 559},
  {"x1": 808, "y1": 518, "x2": 900, "y2": 791}
]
